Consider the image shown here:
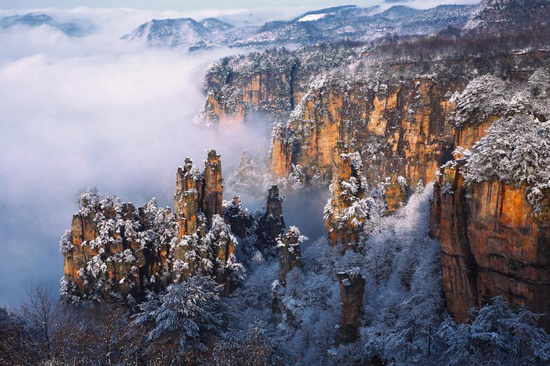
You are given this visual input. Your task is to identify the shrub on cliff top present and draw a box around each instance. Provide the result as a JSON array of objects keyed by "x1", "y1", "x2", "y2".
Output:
[{"x1": 463, "y1": 114, "x2": 550, "y2": 215}]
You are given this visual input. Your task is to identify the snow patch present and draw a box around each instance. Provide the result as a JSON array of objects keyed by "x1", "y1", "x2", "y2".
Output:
[{"x1": 298, "y1": 13, "x2": 327, "y2": 22}]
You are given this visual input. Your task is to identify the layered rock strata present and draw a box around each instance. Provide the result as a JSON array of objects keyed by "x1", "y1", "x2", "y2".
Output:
[
  {"x1": 430, "y1": 73, "x2": 550, "y2": 327},
  {"x1": 201, "y1": 45, "x2": 360, "y2": 125},
  {"x1": 199, "y1": 15, "x2": 550, "y2": 333},
  {"x1": 60, "y1": 196, "x2": 174, "y2": 303},
  {"x1": 431, "y1": 163, "x2": 550, "y2": 327},
  {"x1": 270, "y1": 74, "x2": 460, "y2": 205}
]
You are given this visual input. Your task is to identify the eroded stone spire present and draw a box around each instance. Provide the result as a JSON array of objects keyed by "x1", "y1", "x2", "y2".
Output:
[
  {"x1": 277, "y1": 226, "x2": 306, "y2": 284},
  {"x1": 203, "y1": 150, "x2": 223, "y2": 221},
  {"x1": 337, "y1": 270, "x2": 365, "y2": 345},
  {"x1": 258, "y1": 185, "x2": 286, "y2": 250},
  {"x1": 324, "y1": 142, "x2": 366, "y2": 248},
  {"x1": 60, "y1": 150, "x2": 242, "y2": 304}
]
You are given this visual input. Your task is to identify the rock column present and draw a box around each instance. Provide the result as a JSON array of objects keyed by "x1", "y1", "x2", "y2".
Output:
[
  {"x1": 324, "y1": 142, "x2": 366, "y2": 248},
  {"x1": 337, "y1": 270, "x2": 365, "y2": 345},
  {"x1": 203, "y1": 150, "x2": 223, "y2": 221},
  {"x1": 277, "y1": 226, "x2": 305, "y2": 283},
  {"x1": 258, "y1": 185, "x2": 286, "y2": 250},
  {"x1": 174, "y1": 158, "x2": 203, "y2": 237}
]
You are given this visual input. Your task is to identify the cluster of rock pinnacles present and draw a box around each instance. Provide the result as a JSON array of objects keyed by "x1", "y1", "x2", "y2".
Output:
[{"x1": 62, "y1": 149, "x2": 364, "y2": 344}]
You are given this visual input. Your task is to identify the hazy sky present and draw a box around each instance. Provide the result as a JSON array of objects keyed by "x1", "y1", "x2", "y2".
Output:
[
  {"x1": 1, "y1": 0, "x2": 480, "y2": 11},
  {"x1": 2, "y1": 0, "x2": 378, "y2": 11}
]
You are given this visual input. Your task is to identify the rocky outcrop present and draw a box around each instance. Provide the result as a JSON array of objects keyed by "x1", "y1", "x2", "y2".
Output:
[
  {"x1": 207, "y1": 215, "x2": 240, "y2": 296},
  {"x1": 270, "y1": 75, "x2": 458, "y2": 203},
  {"x1": 431, "y1": 163, "x2": 550, "y2": 327},
  {"x1": 170, "y1": 150, "x2": 243, "y2": 292},
  {"x1": 337, "y1": 270, "x2": 366, "y2": 345},
  {"x1": 203, "y1": 150, "x2": 223, "y2": 221},
  {"x1": 267, "y1": 50, "x2": 549, "y2": 249},
  {"x1": 60, "y1": 195, "x2": 175, "y2": 303},
  {"x1": 174, "y1": 158, "x2": 203, "y2": 238},
  {"x1": 257, "y1": 185, "x2": 286, "y2": 250},
  {"x1": 61, "y1": 150, "x2": 243, "y2": 303},
  {"x1": 430, "y1": 72, "x2": 550, "y2": 327},
  {"x1": 223, "y1": 196, "x2": 252, "y2": 238},
  {"x1": 201, "y1": 45, "x2": 360, "y2": 125},
  {"x1": 266, "y1": 50, "x2": 548, "y2": 198},
  {"x1": 323, "y1": 143, "x2": 367, "y2": 249},
  {"x1": 277, "y1": 226, "x2": 306, "y2": 283},
  {"x1": 272, "y1": 225, "x2": 307, "y2": 324},
  {"x1": 201, "y1": 48, "x2": 297, "y2": 125}
]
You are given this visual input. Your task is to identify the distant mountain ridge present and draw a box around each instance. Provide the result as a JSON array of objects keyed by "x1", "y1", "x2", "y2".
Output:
[
  {"x1": 122, "y1": 3, "x2": 475, "y2": 51},
  {"x1": 121, "y1": 17, "x2": 233, "y2": 47},
  {"x1": 465, "y1": 0, "x2": 550, "y2": 33},
  {"x1": 0, "y1": 13, "x2": 86, "y2": 36}
]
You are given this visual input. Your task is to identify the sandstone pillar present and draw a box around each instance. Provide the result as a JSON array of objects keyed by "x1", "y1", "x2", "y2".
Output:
[
  {"x1": 337, "y1": 270, "x2": 365, "y2": 345},
  {"x1": 277, "y1": 226, "x2": 304, "y2": 283}
]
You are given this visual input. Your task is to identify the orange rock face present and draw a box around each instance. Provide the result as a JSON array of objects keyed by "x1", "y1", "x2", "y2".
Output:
[
  {"x1": 203, "y1": 150, "x2": 223, "y2": 221},
  {"x1": 201, "y1": 46, "x2": 361, "y2": 125},
  {"x1": 202, "y1": 56, "x2": 295, "y2": 125},
  {"x1": 324, "y1": 142, "x2": 366, "y2": 249},
  {"x1": 201, "y1": 47, "x2": 550, "y2": 329},
  {"x1": 62, "y1": 198, "x2": 174, "y2": 301},
  {"x1": 174, "y1": 158, "x2": 203, "y2": 237},
  {"x1": 432, "y1": 166, "x2": 550, "y2": 327},
  {"x1": 62, "y1": 150, "x2": 242, "y2": 303},
  {"x1": 270, "y1": 79, "x2": 458, "y2": 210},
  {"x1": 430, "y1": 120, "x2": 550, "y2": 327},
  {"x1": 270, "y1": 124, "x2": 292, "y2": 177},
  {"x1": 172, "y1": 150, "x2": 238, "y2": 291}
]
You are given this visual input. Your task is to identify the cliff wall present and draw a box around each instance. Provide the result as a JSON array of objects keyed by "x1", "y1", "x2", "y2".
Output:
[
  {"x1": 430, "y1": 71, "x2": 550, "y2": 327},
  {"x1": 272, "y1": 75, "x2": 459, "y2": 211},
  {"x1": 203, "y1": 47, "x2": 547, "y2": 195},
  {"x1": 431, "y1": 160, "x2": 550, "y2": 327},
  {"x1": 201, "y1": 45, "x2": 360, "y2": 125},
  {"x1": 200, "y1": 46, "x2": 550, "y2": 325}
]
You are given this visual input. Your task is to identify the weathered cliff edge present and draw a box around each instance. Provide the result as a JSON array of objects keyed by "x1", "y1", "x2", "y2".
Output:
[
  {"x1": 201, "y1": 45, "x2": 360, "y2": 125},
  {"x1": 202, "y1": 45, "x2": 550, "y2": 326},
  {"x1": 430, "y1": 71, "x2": 550, "y2": 326},
  {"x1": 431, "y1": 162, "x2": 550, "y2": 327},
  {"x1": 204, "y1": 45, "x2": 548, "y2": 205}
]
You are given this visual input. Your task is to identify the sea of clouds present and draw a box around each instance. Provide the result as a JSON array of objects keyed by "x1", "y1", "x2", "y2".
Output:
[{"x1": 0, "y1": 6, "x2": 293, "y2": 305}]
